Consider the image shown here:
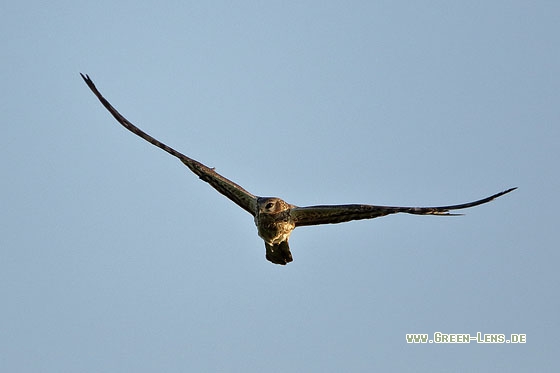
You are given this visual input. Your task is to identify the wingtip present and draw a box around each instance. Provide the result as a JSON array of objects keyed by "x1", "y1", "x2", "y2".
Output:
[
  {"x1": 488, "y1": 187, "x2": 515, "y2": 197},
  {"x1": 80, "y1": 73, "x2": 100, "y2": 94},
  {"x1": 501, "y1": 187, "x2": 518, "y2": 196},
  {"x1": 80, "y1": 73, "x2": 92, "y2": 84}
]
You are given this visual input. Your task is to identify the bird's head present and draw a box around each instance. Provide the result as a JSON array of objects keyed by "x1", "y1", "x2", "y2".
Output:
[{"x1": 257, "y1": 197, "x2": 293, "y2": 215}]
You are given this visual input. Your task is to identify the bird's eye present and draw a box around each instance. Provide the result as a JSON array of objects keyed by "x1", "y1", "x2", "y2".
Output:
[{"x1": 266, "y1": 202, "x2": 274, "y2": 209}]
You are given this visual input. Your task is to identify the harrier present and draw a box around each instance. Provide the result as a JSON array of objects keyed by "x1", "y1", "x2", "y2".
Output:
[{"x1": 81, "y1": 74, "x2": 515, "y2": 265}]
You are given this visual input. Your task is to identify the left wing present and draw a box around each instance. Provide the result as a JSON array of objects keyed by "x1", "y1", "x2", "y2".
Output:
[
  {"x1": 291, "y1": 188, "x2": 516, "y2": 227},
  {"x1": 81, "y1": 74, "x2": 258, "y2": 216}
]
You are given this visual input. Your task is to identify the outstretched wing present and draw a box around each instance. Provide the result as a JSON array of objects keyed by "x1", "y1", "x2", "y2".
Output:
[
  {"x1": 291, "y1": 188, "x2": 516, "y2": 227},
  {"x1": 81, "y1": 74, "x2": 258, "y2": 216}
]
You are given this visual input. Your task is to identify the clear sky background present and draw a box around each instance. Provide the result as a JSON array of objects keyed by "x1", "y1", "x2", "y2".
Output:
[{"x1": 2, "y1": 1, "x2": 558, "y2": 372}]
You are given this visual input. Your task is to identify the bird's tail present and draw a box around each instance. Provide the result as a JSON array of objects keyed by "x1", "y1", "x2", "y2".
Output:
[{"x1": 265, "y1": 241, "x2": 293, "y2": 265}]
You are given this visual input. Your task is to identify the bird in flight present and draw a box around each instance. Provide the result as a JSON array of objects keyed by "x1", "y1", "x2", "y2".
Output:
[{"x1": 81, "y1": 74, "x2": 516, "y2": 265}]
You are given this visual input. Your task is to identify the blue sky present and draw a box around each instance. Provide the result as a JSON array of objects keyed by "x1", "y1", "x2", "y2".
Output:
[{"x1": 2, "y1": 1, "x2": 558, "y2": 371}]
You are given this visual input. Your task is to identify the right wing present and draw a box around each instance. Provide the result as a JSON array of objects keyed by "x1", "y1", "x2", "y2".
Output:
[
  {"x1": 81, "y1": 74, "x2": 258, "y2": 216},
  {"x1": 291, "y1": 188, "x2": 516, "y2": 227}
]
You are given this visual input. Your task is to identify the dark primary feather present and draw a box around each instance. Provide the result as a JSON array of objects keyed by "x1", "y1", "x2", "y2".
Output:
[
  {"x1": 292, "y1": 188, "x2": 517, "y2": 227},
  {"x1": 80, "y1": 74, "x2": 258, "y2": 216}
]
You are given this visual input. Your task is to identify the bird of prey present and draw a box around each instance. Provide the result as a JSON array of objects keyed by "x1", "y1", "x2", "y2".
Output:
[{"x1": 81, "y1": 74, "x2": 516, "y2": 265}]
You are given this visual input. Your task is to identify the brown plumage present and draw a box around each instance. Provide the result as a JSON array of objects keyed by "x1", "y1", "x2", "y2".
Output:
[{"x1": 81, "y1": 74, "x2": 516, "y2": 265}]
